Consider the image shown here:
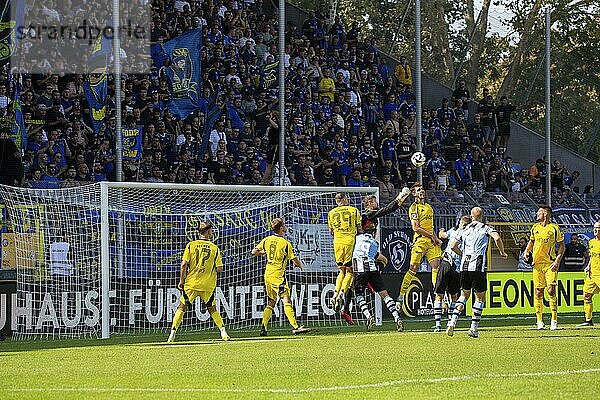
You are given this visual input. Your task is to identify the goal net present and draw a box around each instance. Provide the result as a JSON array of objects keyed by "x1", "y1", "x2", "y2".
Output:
[{"x1": 0, "y1": 183, "x2": 379, "y2": 339}]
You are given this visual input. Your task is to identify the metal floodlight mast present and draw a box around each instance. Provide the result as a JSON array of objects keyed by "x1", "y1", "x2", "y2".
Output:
[
  {"x1": 415, "y1": 0, "x2": 423, "y2": 184},
  {"x1": 545, "y1": 6, "x2": 551, "y2": 206}
]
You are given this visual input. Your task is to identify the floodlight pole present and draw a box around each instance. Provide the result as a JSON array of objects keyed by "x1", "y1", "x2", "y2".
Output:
[
  {"x1": 278, "y1": 0, "x2": 286, "y2": 186},
  {"x1": 415, "y1": 0, "x2": 423, "y2": 184},
  {"x1": 544, "y1": 6, "x2": 551, "y2": 206},
  {"x1": 113, "y1": 0, "x2": 123, "y2": 182},
  {"x1": 112, "y1": 1, "x2": 126, "y2": 283}
]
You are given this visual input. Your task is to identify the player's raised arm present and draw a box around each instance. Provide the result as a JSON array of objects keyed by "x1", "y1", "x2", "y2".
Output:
[{"x1": 395, "y1": 186, "x2": 411, "y2": 206}]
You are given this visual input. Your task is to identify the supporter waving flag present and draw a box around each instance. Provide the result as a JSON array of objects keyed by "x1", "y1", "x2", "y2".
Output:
[
  {"x1": 154, "y1": 29, "x2": 203, "y2": 119},
  {"x1": 260, "y1": 60, "x2": 279, "y2": 90},
  {"x1": 198, "y1": 89, "x2": 222, "y2": 156},
  {"x1": 0, "y1": 0, "x2": 25, "y2": 68},
  {"x1": 10, "y1": 83, "x2": 26, "y2": 151},
  {"x1": 83, "y1": 33, "x2": 112, "y2": 133}
]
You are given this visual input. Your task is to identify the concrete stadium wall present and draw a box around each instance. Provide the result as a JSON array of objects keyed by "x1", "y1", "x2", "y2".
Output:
[{"x1": 507, "y1": 123, "x2": 599, "y2": 191}]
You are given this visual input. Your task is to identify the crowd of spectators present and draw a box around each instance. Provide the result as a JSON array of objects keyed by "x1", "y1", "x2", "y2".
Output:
[{"x1": 0, "y1": 0, "x2": 595, "y2": 208}]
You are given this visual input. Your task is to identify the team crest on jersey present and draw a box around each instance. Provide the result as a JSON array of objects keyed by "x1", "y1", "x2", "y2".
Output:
[{"x1": 382, "y1": 230, "x2": 411, "y2": 272}]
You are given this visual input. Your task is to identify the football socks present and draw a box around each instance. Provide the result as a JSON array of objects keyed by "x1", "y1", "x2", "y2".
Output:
[
  {"x1": 356, "y1": 295, "x2": 372, "y2": 319},
  {"x1": 471, "y1": 300, "x2": 484, "y2": 331},
  {"x1": 341, "y1": 270, "x2": 354, "y2": 293},
  {"x1": 399, "y1": 269, "x2": 417, "y2": 298},
  {"x1": 584, "y1": 298, "x2": 593, "y2": 321},
  {"x1": 549, "y1": 293, "x2": 558, "y2": 322},
  {"x1": 171, "y1": 308, "x2": 184, "y2": 333},
  {"x1": 262, "y1": 305, "x2": 274, "y2": 328},
  {"x1": 210, "y1": 310, "x2": 224, "y2": 330},
  {"x1": 434, "y1": 300, "x2": 443, "y2": 329},
  {"x1": 431, "y1": 267, "x2": 439, "y2": 287},
  {"x1": 534, "y1": 295, "x2": 544, "y2": 323},
  {"x1": 284, "y1": 303, "x2": 299, "y2": 329}
]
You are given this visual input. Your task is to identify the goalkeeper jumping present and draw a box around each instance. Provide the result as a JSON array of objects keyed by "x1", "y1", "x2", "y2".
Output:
[{"x1": 338, "y1": 187, "x2": 412, "y2": 325}]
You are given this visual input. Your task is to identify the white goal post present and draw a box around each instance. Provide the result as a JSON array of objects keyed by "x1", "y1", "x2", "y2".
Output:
[{"x1": 0, "y1": 182, "x2": 382, "y2": 339}]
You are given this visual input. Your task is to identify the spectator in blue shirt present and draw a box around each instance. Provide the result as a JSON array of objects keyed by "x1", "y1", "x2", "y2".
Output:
[
  {"x1": 346, "y1": 169, "x2": 367, "y2": 187},
  {"x1": 454, "y1": 151, "x2": 472, "y2": 189}
]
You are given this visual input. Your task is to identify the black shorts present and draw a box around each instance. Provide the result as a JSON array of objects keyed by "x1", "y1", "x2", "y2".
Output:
[
  {"x1": 434, "y1": 259, "x2": 460, "y2": 296},
  {"x1": 354, "y1": 271, "x2": 386, "y2": 294},
  {"x1": 460, "y1": 271, "x2": 487, "y2": 293}
]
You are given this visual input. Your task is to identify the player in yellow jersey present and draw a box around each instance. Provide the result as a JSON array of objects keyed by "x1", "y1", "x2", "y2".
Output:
[
  {"x1": 579, "y1": 222, "x2": 600, "y2": 326},
  {"x1": 396, "y1": 182, "x2": 443, "y2": 313},
  {"x1": 252, "y1": 218, "x2": 311, "y2": 336},
  {"x1": 523, "y1": 205, "x2": 565, "y2": 330},
  {"x1": 327, "y1": 193, "x2": 362, "y2": 314},
  {"x1": 168, "y1": 222, "x2": 230, "y2": 342}
]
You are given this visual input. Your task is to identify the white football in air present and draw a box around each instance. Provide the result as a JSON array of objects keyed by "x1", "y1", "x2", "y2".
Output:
[{"x1": 411, "y1": 152, "x2": 426, "y2": 167}]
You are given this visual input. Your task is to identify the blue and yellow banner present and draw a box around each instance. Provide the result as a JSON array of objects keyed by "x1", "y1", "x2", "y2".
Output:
[
  {"x1": 83, "y1": 32, "x2": 112, "y2": 133},
  {"x1": 0, "y1": 0, "x2": 24, "y2": 67},
  {"x1": 122, "y1": 126, "x2": 143, "y2": 160},
  {"x1": 155, "y1": 29, "x2": 202, "y2": 119},
  {"x1": 10, "y1": 83, "x2": 26, "y2": 150},
  {"x1": 260, "y1": 60, "x2": 279, "y2": 90}
]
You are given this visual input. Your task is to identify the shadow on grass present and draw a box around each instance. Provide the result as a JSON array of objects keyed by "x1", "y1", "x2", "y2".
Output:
[
  {"x1": 137, "y1": 336, "x2": 306, "y2": 348},
  {"x1": 0, "y1": 314, "x2": 587, "y2": 353}
]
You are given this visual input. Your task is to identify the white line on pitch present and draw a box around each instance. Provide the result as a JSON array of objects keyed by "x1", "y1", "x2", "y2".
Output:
[{"x1": 4, "y1": 368, "x2": 600, "y2": 394}]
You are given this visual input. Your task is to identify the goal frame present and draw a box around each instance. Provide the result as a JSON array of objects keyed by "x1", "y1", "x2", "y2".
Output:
[{"x1": 96, "y1": 182, "x2": 380, "y2": 339}]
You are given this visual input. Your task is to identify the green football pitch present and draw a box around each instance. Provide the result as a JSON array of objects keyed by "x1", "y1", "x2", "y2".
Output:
[{"x1": 1, "y1": 315, "x2": 599, "y2": 400}]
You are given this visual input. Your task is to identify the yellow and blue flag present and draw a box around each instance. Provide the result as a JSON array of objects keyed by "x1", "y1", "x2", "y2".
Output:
[
  {"x1": 154, "y1": 29, "x2": 202, "y2": 119},
  {"x1": 122, "y1": 126, "x2": 143, "y2": 161},
  {"x1": 10, "y1": 84, "x2": 26, "y2": 150},
  {"x1": 0, "y1": 0, "x2": 25, "y2": 68},
  {"x1": 260, "y1": 60, "x2": 279, "y2": 90},
  {"x1": 83, "y1": 32, "x2": 112, "y2": 133}
]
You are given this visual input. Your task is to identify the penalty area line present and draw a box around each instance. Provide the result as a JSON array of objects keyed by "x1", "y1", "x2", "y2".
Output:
[{"x1": 4, "y1": 368, "x2": 600, "y2": 394}]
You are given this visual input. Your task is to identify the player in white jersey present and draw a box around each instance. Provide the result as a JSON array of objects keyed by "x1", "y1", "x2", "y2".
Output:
[
  {"x1": 352, "y1": 222, "x2": 404, "y2": 332},
  {"x1": 446, "y1": 207, "x2": 507, "y2": 338},
  {"x1": 433, "y1": 215, "x2": 472, "y2": 332}
]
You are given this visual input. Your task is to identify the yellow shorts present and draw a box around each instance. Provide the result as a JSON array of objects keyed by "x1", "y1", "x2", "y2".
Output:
[
  {"x1": 410, "y1": 237, "x2": 442, "y2": 266},
  {"x1": 181, "y1": 287, "x2": 216, "y2": 307},
  {"x1": 333, "y1": 241, "x2": 354, "y2": 266},
  {"x1": 583, "y1": 277, "x2": 600, "y2": 295},
  {"x1": 533, "y1": 263, "x2": 557, "y2": 288},
  {"x1": 264, "y1": 276, "x2": 290, "y2": 300}
]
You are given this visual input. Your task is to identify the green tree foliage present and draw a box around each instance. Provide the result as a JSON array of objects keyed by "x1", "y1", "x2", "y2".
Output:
[{"x1": 500, "y1": 0, "x2": 600, "y2": 162}]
